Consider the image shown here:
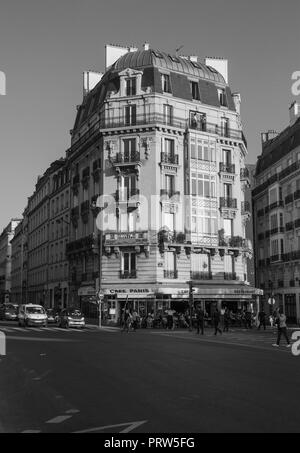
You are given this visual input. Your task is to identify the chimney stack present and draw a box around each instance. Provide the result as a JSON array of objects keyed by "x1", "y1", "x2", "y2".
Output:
[
  {"x1": 205, "y1": 57, "x2": 228, "y2": 84},
  {"x1": 143, "y1": 42, "x2": 150, "y2": 51},
  {"x1": 83, "y1": 71, "x2": 103, "y2": 98}
]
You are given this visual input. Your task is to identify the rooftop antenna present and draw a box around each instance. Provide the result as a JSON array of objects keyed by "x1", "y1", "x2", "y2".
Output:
[{"x1": 175, "y1": 45, "x2": 184, "y2": 56}]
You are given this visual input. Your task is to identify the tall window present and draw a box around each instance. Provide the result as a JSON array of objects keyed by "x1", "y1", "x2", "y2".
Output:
[
  {"x1": 119, "y1": 211, "x2": 136, "y2": 232},
  {"x1": 123, "y1": 138, "x2": 137, "y2": 161},
  {"x1": 164, "y1": 104, "x2": 173, "y2": 125},
  {"x1": 224, "y1": 183, "x2": 232, "y2": 199},
  {"x1": 120, "y1": 174, "x2": 137, "y2": 200},
  {"x1": 165, "y1": 139, "x2": 175, "y2": 160},
  {"x1": 165, "y1": 174, "x2": 175, "y2": 197},
  {"x1": 191, "y1": 173, "x2": 216, "y2": 198},
  {"x1": 271, "y1": 239, "x2": 279, "y2": 257},
  {"x1": 223, "y1": 218, "x2": 233, "y2": 237},
  {"x1": 222, "y1": 149, "x2": 232, "y2": 165},
  {"x1": 190, "y1": 137, "x2": 215, "y2": 161},
  {"x1": 218, "y1": 88, "x2": 227, "y2": 107},
  {"x1": 221, "y1": 117, "x2": 229, "y2": 136},
  {"x1": 125, "y1": 105, "x2": 137, "y2": 126},
  {"x1": 191, "y1": 209, "x2": 218, "y2": 236},
  {"x1": 126, "y1": 78, "x2": 136, "y2": 96},
  {"x1": 161, "y1": 74, "x2": 171, "y2": 93},
  {"x1": 224, "y1": 255, "x2": 234, "y2": 275},
  {"x1": 191, "y1": 253, "x2": 210, "y2": 275},
  {"x1": 122, "y1": 252, "x2": 136, "y2": 278},
  {"x1": 190, "y1": 81, "x2": 200, "y2": 100},
  {"x1": 270, "y1": 214, "x2": 278, "y2": 230},
  {"x1": 164, "y1": 251, "x2": 176, "y2": 278}
]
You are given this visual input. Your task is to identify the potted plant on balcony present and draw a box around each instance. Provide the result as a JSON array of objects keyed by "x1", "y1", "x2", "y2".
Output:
[{"x1": 218, "y1": 229, "x2": 227, "y2": 247}]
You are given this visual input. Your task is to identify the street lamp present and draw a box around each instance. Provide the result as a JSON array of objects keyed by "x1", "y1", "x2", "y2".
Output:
[{"x1": 189, "y1": 281, "x2": 196, "y2": 332}]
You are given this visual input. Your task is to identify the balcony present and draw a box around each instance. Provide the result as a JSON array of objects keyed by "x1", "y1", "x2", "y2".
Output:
[
  {"x1": 101, "y1": 113, "x2": 186, "y2": 130},
  {"x1": 240, "y1": 167, "x2": 250, "y2": 180},
  {"x1": 279, "y1": 161, "x2": 300, "y2": 181},
  {"x1": 104, "y1": 231, "x2": 149, "y2": 246},
  {"x1": 115, "y1": 188, "x2": 140, "y2": 203},
  {"x1": 220, "y1": 197, "x2": 237, "y2": 209},
  {"x1": 164, "y1": 270, "x2": 178, "y2": 279},
  {"x1": 241, "y1": 201, "x2": 251, "y2": 215},
  {"x1": 189, "y1": 119, "x2": 247, "y2": 147},
  {"x1": 219, "y1": 163, "x2": 236, "y2": 174},
  {"x1": 190, "y1": 271, "x2": 212, "y2": 280},
  {"x1": 264, "y1": 200, "x2": 283, "y2": 213},
  {"x1": 161, "y1": 152, "x2": 179, "y2": 165},
  {"x1": 285, "y1": 221, "x2": 294, "y2": 232},
  {"x1": 224, "y1": 272, "x2": 238, "y2": 281},
  {"x1": 160, "y1": 189, "x2": 181, "y2": 201},
  {"x1": 120, "y1": 270, "x2": 137, "y2": 279},
  {"x1": 112, "y1": 152, "x2": 141, "y2": 166},
  {"x1": 294, "y1": 190, "x2": 300, "y2": 201},
  {"x1": 270, "y1": 254, "x2": 283, "y2": 262},
  {"x1": 66, "y1": 234, "x2": 99, "y2": 256},
  {"x1": 285, "y1": 193, "x2": 294, "y2": 205},
  {"x1": 257, "y1": 209, "x2": 265, "y2": 217}
]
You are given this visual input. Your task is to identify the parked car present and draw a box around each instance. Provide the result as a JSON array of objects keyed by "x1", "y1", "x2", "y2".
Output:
[
  {"x1": 46, "y1": 309, "x2": 57, "y2": 324},
  {"x1": 58, "y1": 308, "x2": 85, "y2": 329},
  {"x1": 0, "y1": 303, "x2": 18, "y2": 321},
  {"x1": 18, "y1": 304, "x2": 47, "y2": 327}
]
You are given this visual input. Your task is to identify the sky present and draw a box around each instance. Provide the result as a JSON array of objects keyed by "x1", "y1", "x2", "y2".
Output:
[{"x1": 0, "y1": 0, "x2": 300, "y2": 231}]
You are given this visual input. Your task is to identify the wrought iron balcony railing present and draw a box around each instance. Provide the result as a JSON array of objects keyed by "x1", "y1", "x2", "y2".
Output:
[
  {"x1": 240, "y1": 167, "x2": 250, "y2": 179},
  {"x1": 220, "y1": 163, "x2": 236, "y2": 174},
  {"x1": 164, "y1": 270, "x2": 178, "y2": 279},
  {"x1": 220, "y1": 197, "x2": 238, "y2": 209},
  {"x1": 224, "y1": 272, "x2": 238, "y2": 281},
  {"x1": 120, "y1": 270, "x2": 137, "y2": 279},
  {"x1": 242, "y1": 201, "x2": 251, "y2": 214},
  {"x1": 113, "y1": 152, "x2": 141, "y2": 164},
  {"x1": 161, "y1": 152, "x2": 179, "y2": 165},
  {"x1": 285, "y1": 193, "x2": 294, "y2": 205},
  {"x1": 190, "y1": 271, "x2": 212, "y2": 280},
  {"x1": 285, "y1": 222, "x2": 294, "y2": 232}
]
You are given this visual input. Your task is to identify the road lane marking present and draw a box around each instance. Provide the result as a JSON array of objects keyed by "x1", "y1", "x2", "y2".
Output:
[
  {"x1": 0, "y1": 331, "x2": 6, "y2": 355},
  {"x1": 5, "y1": 336, "x2": 78, "y2": 342},
  {"x1": 75, "y1": 420, "x2": 148, "y2": 433},
  {"x1": 46, "y1": 415, "x2": 73, "y2": 424},
  {"x1": 153, "y1": 332, "x2": 291, "y2": 354},
  {"x1": 65, "y1": 409, "x2": 80, "y2": 415}
]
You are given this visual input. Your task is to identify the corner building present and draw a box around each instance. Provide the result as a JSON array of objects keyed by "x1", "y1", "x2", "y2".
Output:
[{"x1": 70, "y1": 45, "x2": 257, "y2": 323}]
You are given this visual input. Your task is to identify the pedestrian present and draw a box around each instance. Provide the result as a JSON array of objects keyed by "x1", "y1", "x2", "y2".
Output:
[
  {"x1": 195, "y1": 305, "x2": 205, "y2": 335},
  {"x1": 213, "y1": 308, "x2": 222, "y2": 336},
  {"x1": 122, "y1": 309, "x2": 132, "y2": 333},
  {"x1": 223, "y1": 308, "x2": 230, "y2": 333},
  {"x1": 257, "y1": 309, "x2": 266, "y2": 330},
  {"x1": 272, "y1": 309, "x2": 291, "y2": 348},
  {"x1": 132, "y1": 309, "x2": 139, "y2": 331},
  {"x1": 166, "y1": 309, "x2": 174, "y2": 330}
]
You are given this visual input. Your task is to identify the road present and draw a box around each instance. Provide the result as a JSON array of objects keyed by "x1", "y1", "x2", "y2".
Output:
[{"x1": 0, "y1": 321, "x2": 300, "y2": 433}]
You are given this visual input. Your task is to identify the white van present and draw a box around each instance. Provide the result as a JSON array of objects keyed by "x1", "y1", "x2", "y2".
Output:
[{"x1": 18, "y1": 304, "x2": 48, "y2": 327}]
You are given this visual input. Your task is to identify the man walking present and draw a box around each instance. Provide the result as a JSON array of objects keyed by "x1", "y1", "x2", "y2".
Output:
[
  {"x1": 195, "y1": 304, "x2": 205, "y2": 335},
  {"x1": 258, "y1": 309, "x2": 266, "y2": 330},
  {"x1": 213, "y1": 308, "x2": 222, "y2": 336},
  {"x1": 223, "y1": 308, "x2": 230, "y2": 333},
  {"x1": 272, "y1": 309, "x2": 291, "y2": 348}
]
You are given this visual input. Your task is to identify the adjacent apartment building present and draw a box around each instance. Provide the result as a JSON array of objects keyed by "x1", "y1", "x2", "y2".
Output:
[
  {"x1": 0, "y1": 219, "x2": 22, "y2": 303},
  {"x1": 69, "y1": 43, "x2": 258, "y2": 323},
  {"x1": 253, "y1": 102, "x2": 300, "y2": 324}
]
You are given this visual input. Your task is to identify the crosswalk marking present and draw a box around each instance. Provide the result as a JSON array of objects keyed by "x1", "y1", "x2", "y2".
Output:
[{"x1": 0, "y1": 326, "x2": 96, "y2": 334}]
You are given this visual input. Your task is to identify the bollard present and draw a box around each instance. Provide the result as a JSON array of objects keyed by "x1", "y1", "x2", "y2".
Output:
[{"x1": 0, "y1": 331, "x2": 6, "y2": 356}]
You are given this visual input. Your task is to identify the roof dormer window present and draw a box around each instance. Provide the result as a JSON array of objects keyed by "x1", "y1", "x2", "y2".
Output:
[
  {"x1": 161, "y1": 74, "x2": 171, "y2": 93},
  {"x1": 218, "y1": 88, "x2": 227, "y2": 107},
  {"x1": 126, "y1": 78, "x2": 137, "y2": 96},
  {"x1": 190, "y1": 81, "x2": 200, "y2": 100}
]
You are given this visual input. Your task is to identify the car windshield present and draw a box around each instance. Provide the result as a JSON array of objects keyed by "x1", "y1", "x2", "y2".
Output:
[
  {"x1": 47, "y1": 310, "x2": 54, "y2": 316},
  {"x1": 5, "y1": 305, "x2": 17, "y2": 312},
  {"x1": 26, "y1": 307, "x2": 45, "y2": 314},
  {"x1": 68, "y1": 310, "x2": 82, "y2": 317}
]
